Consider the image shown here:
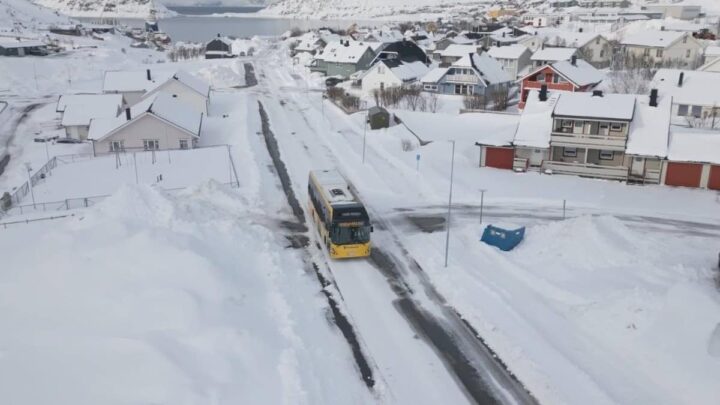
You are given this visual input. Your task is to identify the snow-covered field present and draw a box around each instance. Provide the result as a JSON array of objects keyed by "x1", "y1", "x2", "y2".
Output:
[{"x1": 1, "y1": 16, "x2": 720, "y2": 405}]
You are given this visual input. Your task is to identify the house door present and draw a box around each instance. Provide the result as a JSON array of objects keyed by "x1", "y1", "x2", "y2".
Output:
[
  {"x1": 630, "y1": 157, "x2": 645, "y2": 176},
  {"x1": 485, "y1": 147, "x2": 514, "y2": 170},
  {"x1": 665, "y1": 162, "x2": 703, "y2": 188},
  {"x1": 708, "y1": 165, "x2": 720, "y2": 190},
  {"x1": 529, "y1": 149, "x2": 545, "y2": 166}
]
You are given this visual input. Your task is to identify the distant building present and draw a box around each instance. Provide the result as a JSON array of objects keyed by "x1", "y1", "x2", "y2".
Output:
[
  {"x1": 309, "y1": 40, "x2": 380, "y2": 78},
  {"x1": 0, "y1": 38, "x2": 48, "y2": 57},
  {"x1": 487, "y1": 44, "x2": 532, "y2": 79},
  {"x1": 56, "y1": 94, "x2": 123, "y2": 140},
  {"x1": 421, "y1": 52, "x2": 512, "y2": 97},
  {"x1": 518, "y1": 57, "x2": 603, "y2": 109},
  {"x1": 620, "y1": 30, "x2": 703, "y2": 68}
]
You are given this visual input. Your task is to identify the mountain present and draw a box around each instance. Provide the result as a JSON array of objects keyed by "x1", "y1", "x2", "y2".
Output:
[
  {"x1": 0, "y1": 0, "x2": 72, "y2": 32},
  {"x1": 260, "y1": 0, "x2": 491, "y2": 20},
  {"x1": 32, "y1": 0, "x2": 175, "y2": 18}
]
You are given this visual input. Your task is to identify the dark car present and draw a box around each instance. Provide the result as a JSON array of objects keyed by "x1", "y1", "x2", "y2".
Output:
[
  {"x1": 34, "y1": 135, "x2": 59, "y2": 143},
  {"x1": 56, "y1": 137, "x2": 83, "y2": 144},
  {"x1": 325, "y1": 77, "x2": 344, "y2": 87}
]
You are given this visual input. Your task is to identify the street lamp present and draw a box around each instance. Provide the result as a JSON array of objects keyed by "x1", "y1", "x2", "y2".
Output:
[
  {"x1": 444, "y1": 140, "x2": 456, "y2": 268},
  {"x1": 25, "y1": 163, "x2": 36, "y2": 209}
]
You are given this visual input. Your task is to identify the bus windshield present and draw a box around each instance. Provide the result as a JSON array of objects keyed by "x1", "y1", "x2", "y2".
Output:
[{"x1": 331, "y1": 224, "x2": 371, "y2": 245}]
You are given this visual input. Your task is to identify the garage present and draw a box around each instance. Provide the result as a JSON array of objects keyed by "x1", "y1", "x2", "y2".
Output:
[
  {"x1": 709, "y1": 165, "x2": 720, "y2": 190},
  {"x1": 484, "y1": 147, "x2": 514, "y2": 170},
  {"x1": 665, "y1": 162, "x2": 703, "y2": 188}
]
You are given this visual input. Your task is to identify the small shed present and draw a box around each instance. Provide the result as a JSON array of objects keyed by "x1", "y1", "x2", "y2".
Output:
[{"x1": 368, "y1": 106, "x2": 390, "y2": 130}]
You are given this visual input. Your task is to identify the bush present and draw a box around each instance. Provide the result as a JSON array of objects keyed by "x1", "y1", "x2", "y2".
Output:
[
  {"x1": 341, "y1": 94, "x2": 360, "y2": 111},
  {"x1": 289, "y1": 27, "x2": 303, "y2": 38},
  {"x1": 463, "y1": 93, "x2": 485, "y2": 110},
  {"x1": 327, "y1": 87, "x2": 344, "y2": 100}
]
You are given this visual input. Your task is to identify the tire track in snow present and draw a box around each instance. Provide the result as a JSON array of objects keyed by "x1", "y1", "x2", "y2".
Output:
[{"x1": 257, "y1": 100, "x2": 376, "y2": 389}]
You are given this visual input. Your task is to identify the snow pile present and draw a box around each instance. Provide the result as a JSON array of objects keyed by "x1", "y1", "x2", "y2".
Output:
[
  {"x1": 0, "y1": 182, "x2": 371, "y2": 404},
  {"x1": 194, "y1": 60, "x2": 247, "y2": 89}
]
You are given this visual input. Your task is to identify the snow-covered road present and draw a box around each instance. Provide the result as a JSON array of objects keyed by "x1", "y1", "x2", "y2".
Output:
[{"x1": 244, "y1": 44, "x2": 537, "y2": 404}]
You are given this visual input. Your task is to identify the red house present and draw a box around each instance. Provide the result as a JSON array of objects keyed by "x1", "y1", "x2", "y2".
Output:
[{"x1": 518, "y1": 57, "x2": 603, "y2": 109}]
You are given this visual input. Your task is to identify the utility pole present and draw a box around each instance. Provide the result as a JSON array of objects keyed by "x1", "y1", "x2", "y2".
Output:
[
  {"x1": 479, "y1": 189, "x2": 486, "y2": 225},
  {"x1": 362, "y1": 101, "x2": 368, "y2": 164},
  {"x1": 444, "y1": 140, "x2": 456, "y2": 268}
]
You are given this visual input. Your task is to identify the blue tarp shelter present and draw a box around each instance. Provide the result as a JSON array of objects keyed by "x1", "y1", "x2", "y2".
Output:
[{"x1": 480, "y1": 225, "x2": 525, "y2": 251}]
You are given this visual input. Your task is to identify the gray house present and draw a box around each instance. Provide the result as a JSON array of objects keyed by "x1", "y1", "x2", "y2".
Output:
[
  {"x1": 421, "y1": 52, "x2": 512, "y2": 97},
  {"x1": 0, "y1": 38, "x2": 48, "y2": 56},
  {"x1": 309, "y1": 40, "x2": 378, "y2": 78}
]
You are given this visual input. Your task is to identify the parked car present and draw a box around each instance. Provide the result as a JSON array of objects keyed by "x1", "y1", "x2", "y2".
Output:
[
  {"x1": 325, "y1": 76, "x2": 344, "y2": 87},
  {"x1": 56, "y1": 137, "x2": 83, "y2": 144},
  {"x1": 34, "y1": 135, "x2": 59, "y2": 143}
]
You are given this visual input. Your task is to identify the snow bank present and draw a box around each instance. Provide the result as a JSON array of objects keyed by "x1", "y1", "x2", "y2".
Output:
[{"x1": 0, "y1": 182, "x2": 371, "y2": 404}]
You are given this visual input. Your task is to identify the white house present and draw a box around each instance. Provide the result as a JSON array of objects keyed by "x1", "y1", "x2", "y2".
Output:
[
  {"x1": 360, "y1": 59, "x2": 430, "y2": 93},
  {"x1": 651, "y1": 69, "x2": 720, "y2": 125},
  {"x1": 141, "y1": 70, "x2": 211, "y2": 115},
  {"x1": 88, "y1": 92, "x2": 203, "y2": 155},
  {"x1": 56, "y1": 94, "x2": 123, "y2": 140},
  {"x1": 530, "y1": 47, "x2": 577, "y2": 68},
  {"x1": 620, "y1": 30, "x2": 703, "y2": 68},
  {"x1": 536, "y1": 29, "x2": 612, "y2": 67},
  {"x1": 433, "y1": 44, "x2": 479, "y2": 66},
  {"x1": 487, "y1": 44, "x2": 532, "y2": 79},
  {"x1": 102, "y1": 69, "x2": 172, "y2": 106}
]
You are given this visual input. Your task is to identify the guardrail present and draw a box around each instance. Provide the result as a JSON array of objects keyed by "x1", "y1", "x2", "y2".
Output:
[{"x1": 543, "y1": 161, "x2": 629, "y2": 181}]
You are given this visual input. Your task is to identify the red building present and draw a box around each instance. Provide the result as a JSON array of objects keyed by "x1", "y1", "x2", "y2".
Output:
[{"x1": 518, "y1": 57, "x2": 603, "y2": 109}]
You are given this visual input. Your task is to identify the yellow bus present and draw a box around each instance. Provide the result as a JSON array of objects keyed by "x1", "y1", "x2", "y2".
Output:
[{"x1": 308, "y1": 170, "x2": 372, "y2": 259}]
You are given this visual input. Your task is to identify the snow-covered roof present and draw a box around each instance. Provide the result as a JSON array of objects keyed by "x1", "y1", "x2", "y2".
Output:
[
  {"x1": 620, "y1": 30, "x2": 686, "y2": 48},
  {"x1": 453, "y1": 53, "x2": 512, "y2": 85},
  {"x1": 626, "y1": 94, "x2": 672, "y2": 157},
  {"x1": 0, "y1": 37, "x2": 45, "y2": 48},
  {"x1": 514, "y1": 90, "x2": 561, "y2": 148},
  {"x1": 103, "y1": 69, "x2": 173, "y2": 93},
  {"x1": 57, "y1": 94, "x2": 123, "y2": 127},
  {"x1": 396, "y1": 110, "x2": 519, "y2": 147},
  {"x1": 421, "y1": 67, "x2": 448, "y2": 84},
  {"x1": 388, "y1": 60, "x2": 431, "y2": 81},
  {"x1": 317, "y1": 41, "x2": 374, "y2": 64},
  {"x1": 531, "y1": 47, "x2": 576, "y2": 62},
  {"x1": 651, "y1": 69, "x2": 720, "y2": 107},
  {"x1": 550, "y1": 59, "x2": 604, "y2": 86},
  {"x1": 88, "y1": 92, "x2": 202, "y2": 141},
  {"x1": 487, "y1": 44, "x2": 529, "y2": 60},
  {"x1": 553, "y1": 92, "x2": 636, "y2": 120},
  {"x1": 667, "y1": 127, "x2": 720, "y2": 164},
  {"x1": 704, "y1": 45, "x2": 720, "y2": 58},
  {"x1": 145, "y1": 69, "x2": 210, "y2": 97},
  {"x1": 536, "y1": 28, "x2": 603, "y2": 48},
  {"x1": 438, "y1": 44, "x2": 477, "y2": 57}
]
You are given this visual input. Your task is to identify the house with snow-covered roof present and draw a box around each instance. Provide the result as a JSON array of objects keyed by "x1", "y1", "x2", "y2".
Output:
[
  {"x1": 140, "y1": 70, "x2": 211, "y2": 115},
  {"x1": 88, "y1": 92, "x2": 203, "y2": 156},
  {"x1": 204, "y1": 36, "x2": 235, "y2": 59},
  {"x1": 0, "y1": 37, "x2": 48, "y2": 57},
  {"x1": 433, "y1": 44, "x2": 480, "y2": 66},
  {"x1": 620, "y1": 30, "x2": 703, "y2": 68},
  {"x1": 651, "y1": 69, "x2": 720, "y2": 125},
  {"x1": 530, "y1": 47, "x2": 577, "y2": 68},
  {"x1": 309, "y1": 40, "x2": 379, "y2": 78},
  {"x1": 518, "y1": 57, "x2": 603, "y2": 109},
  {"x1": 102, "y1": 69, "x2": 173, "y2": 106},
  {"x1": 56, "y1": 94, "x2": 123, "y2": 140},
  {"x1": 662, "y1": 127, "x2": 720, "y2": 190},
  {"x1": 360, "y1": 60, "x2": 430, "y2": 93},
  {"x1": 486, "y1": 44, "x2": 532, "y2": 79},
  {"x1": 421, "y1": 52, "x2": 512, "y2": 97}
]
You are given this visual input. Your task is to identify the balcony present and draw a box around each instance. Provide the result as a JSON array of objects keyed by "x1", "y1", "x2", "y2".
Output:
[
  {"x1": 551, "y1": 128, "x2": 627, "y2": 150},
  {"x1": 543, "y1": 161, "x2": 629, "y2": 181},
  {"x1": 444, "y1": 74, "x2": 479, "y2": 84}
]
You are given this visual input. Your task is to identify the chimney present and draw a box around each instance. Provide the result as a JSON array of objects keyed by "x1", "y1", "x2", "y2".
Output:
[
  {"x1": 649, "y1": 88, "x2": 658, "y2": 107},
  {"x1": 571, "y1": 54, "x2": 577, "y2": 66},
  {"x1": 660, "y1": 26, "x2": 665, "y2": 31},
  {"x1": 125, "y1": 108, "x2": 131, "y2": 120},
  {"x1": 578, "y1": 27, "x2": 583, "y2": 33},
  {"x1": 592, "y1": 90, "x2": 603, "y2": 97},
  {"x1": 539, "y1": 84, "x2": 548, "y2": 101},
  {"x1": 678, "y1": 72, "x2": 684, "y2": 87},
  {"x1": 146, "y1": 69, "x2": 151, "y2": 81},
  {"x1": 502, "y1": 32, "x2": 506, "y2": 38}
]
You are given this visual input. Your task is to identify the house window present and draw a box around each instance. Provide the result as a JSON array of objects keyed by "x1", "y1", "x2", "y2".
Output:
[
  {"x1": 691, "y1": 105, "x2": 702, "y2": 118},
  {"x1": 599, "y1": 123, "x2": 609, "y2": 135},
  {"x1": 424, "y1": 84, "x2": 438, "y2": 91},
  {"x1": 600, "y1": 50, "x2": 605, "y2": 58},
  {"x1": 561, "y1": 120, "x2": 573, "y2": 128},
  {"x1": 563, "y1": 147, "x2": 578, "y2": 157},
  {"x1": 143, "y1": 139, "x2": 159, "y2": 150},
  {"x1": 377, "y1": 65, "x2": 385, "y2": 74},
  {"x1": 599, "y1": 150, "x2": 614, "y2": 160},
  {"x1": 677, "y1": 104, "x2": 689, "y2": 116},
  {"x1": 656, "y1": 49, "x2": 663, "y2": 58},
  {"x1": 643, "y1": 48, "x2": 650, "y2": 57},
  {"x1": 179, "y1": 139, "x2": 189, "y2": 149},
  {"x1": 596, "y1": 37, "x2": 600, "y2": 44},
  {"x1": 682, "y1": 35, "x2": 687, "y2": 44},
  {"x1": 609, "y1": 123, "x2": 623, "y2": 131},
  {"x1": 686, "y1": 49, "x2": 691, "y2": 58},
  {"x1": 110, "y1": 141, "x2": 124, "y2": 152}
]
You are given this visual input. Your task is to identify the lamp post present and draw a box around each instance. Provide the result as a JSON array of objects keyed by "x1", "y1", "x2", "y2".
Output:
[
  {"x1": 25, "y1": 163, "x2": 36, "y2": 209},
  {"x1": 479, "y1": 189, "x2": 486, "y2": 225},
  {"x1": 444, "y1": 140, "x2": 456, "y2": 268}
]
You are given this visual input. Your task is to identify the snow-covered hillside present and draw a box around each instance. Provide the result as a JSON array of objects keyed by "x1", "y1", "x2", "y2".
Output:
[
  {"x1": 32, "y1": 0, "x2": 175, "y2": 18},
  {"x1": 260, "y1": 0, "x2": 492, "y2": 20},
  {"x1": 0, "y1": 0, "x2": 71, "y2": 32}
]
